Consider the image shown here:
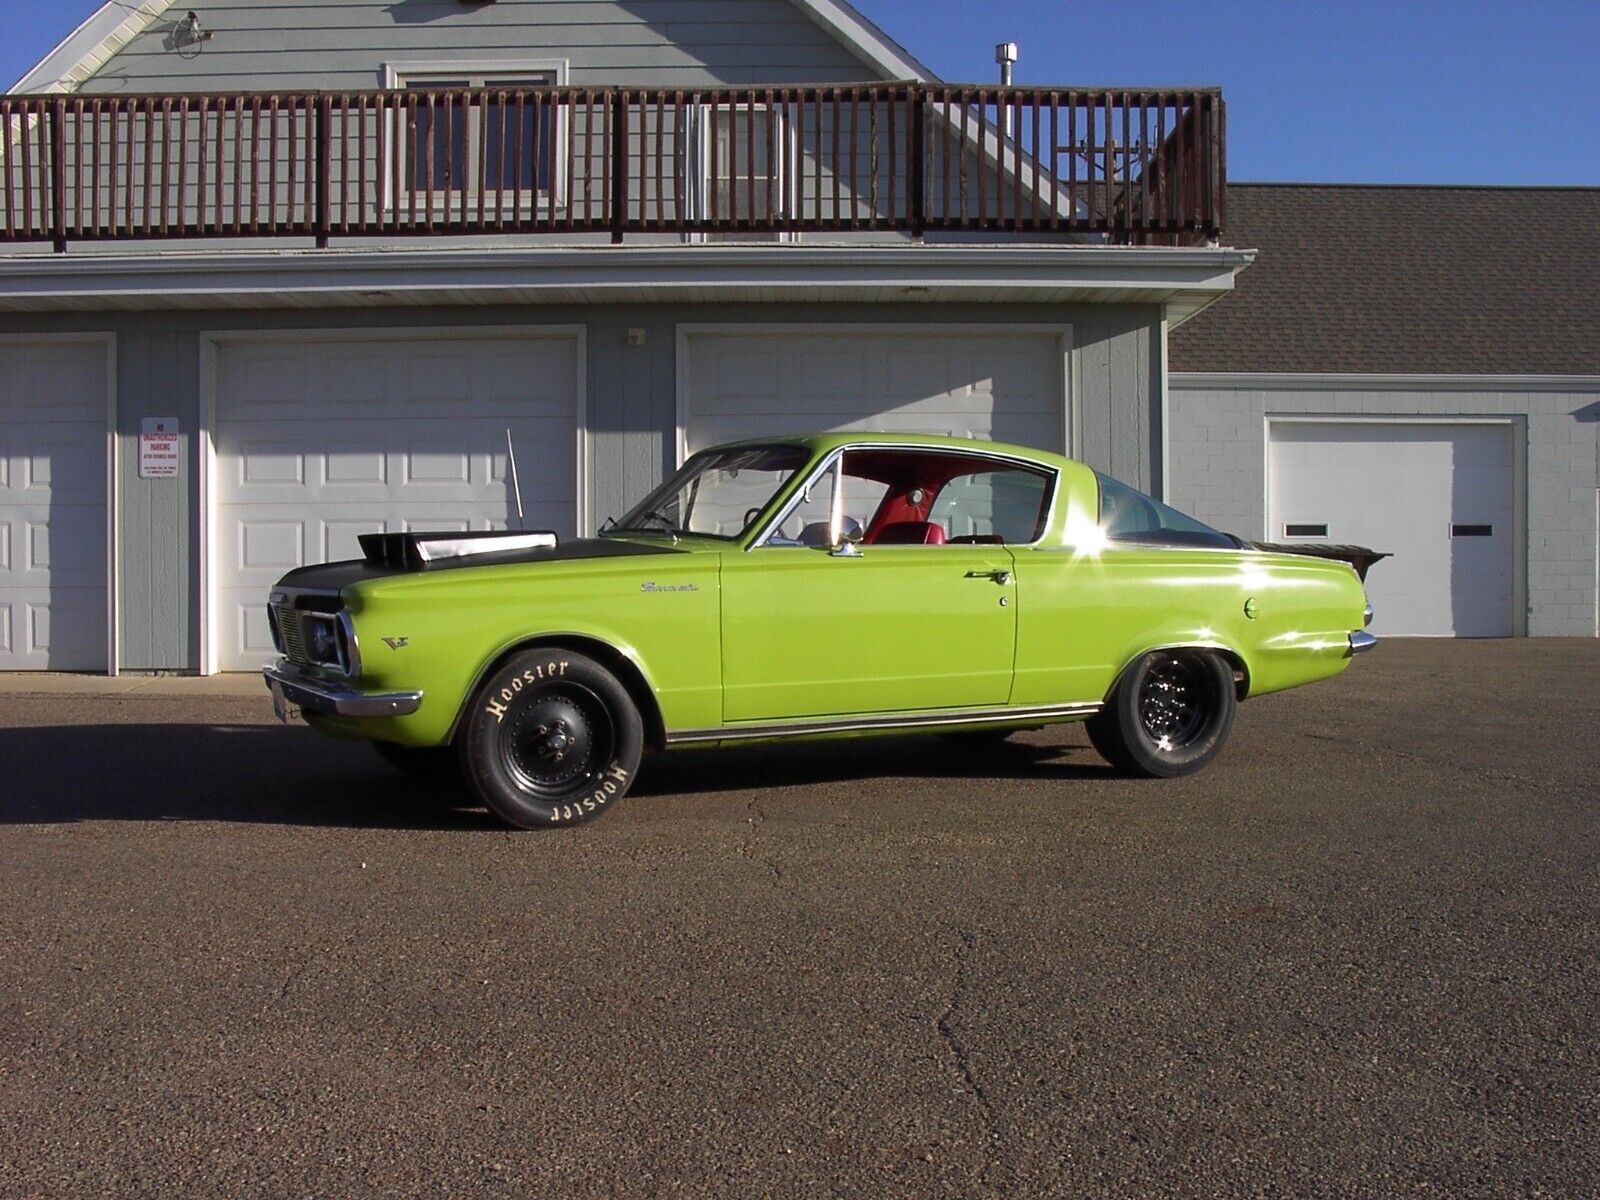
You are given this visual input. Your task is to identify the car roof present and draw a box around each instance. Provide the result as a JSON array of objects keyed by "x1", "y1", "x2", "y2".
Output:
[{"x1": 702, "y1": 431, "x2": 1085, "y2": 475}]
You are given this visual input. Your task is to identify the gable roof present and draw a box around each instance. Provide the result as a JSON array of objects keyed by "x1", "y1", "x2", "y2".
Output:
[
  {"x1": 10, "y1": 0, "x2": 177, "y2": 94},
  {"x1": 1170, "y1": 183, "x2": 1600, "y2": 375},
  {"x1": 9, "y1": 0, "x2": 935, "y2": 95},
  {"x1": 790, "y1": 0, "x2": 936, "y2": 81}
]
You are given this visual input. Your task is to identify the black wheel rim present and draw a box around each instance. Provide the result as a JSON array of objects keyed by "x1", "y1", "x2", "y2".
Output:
[
  {"x1": 1137, "y1": 655, "x2": 1211, "y2": 752},
  {"x1": 499, "y1": 683, "x2": 616, "y2": 799}
]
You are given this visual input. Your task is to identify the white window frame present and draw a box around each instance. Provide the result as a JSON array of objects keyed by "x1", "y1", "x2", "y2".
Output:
[
  {"x1": 382, "y1": 59, "x2": 570, "y2": 214},
  {"x1": 684, "y1": 101, "x2": 798, "y2": 243}
]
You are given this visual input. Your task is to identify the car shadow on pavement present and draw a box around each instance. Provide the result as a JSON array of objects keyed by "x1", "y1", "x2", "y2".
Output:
[
  {"x1": 2, "y1": 723, "x2": 496, "y2": 830},
  {"x1": 635, "y1": 734, "x2": 1113, "y2": 799},
  {"x1": 1, "y1": 722, "x2": 1114, "y2": 827}
]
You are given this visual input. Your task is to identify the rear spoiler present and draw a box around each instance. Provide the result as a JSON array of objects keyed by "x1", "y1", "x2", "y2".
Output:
[
  {"x1": 358, "y1": 530, "x2": 558, "y2": 571},
  {"x1": 1246, "y1": 541, "x2": 1390, "y2": 583}
]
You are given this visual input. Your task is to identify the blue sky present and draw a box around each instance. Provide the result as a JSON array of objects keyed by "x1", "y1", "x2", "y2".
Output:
[{"x1": 4, "y1": 0, "x2": 1596, "y2": 184}]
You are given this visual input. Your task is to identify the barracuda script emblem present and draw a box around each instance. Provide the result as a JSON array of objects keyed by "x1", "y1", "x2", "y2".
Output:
[
  {"x1": 382, "y1": 637, "x2": 410, "y2": 650},
  {"x1": 640, "y1": 582, "x2": 699, "y2": 593}
]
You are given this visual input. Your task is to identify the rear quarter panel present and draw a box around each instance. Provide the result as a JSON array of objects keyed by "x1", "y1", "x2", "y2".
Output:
[{"x1": 1012, "y1": 547, "x2": 1367, "y2": 705}]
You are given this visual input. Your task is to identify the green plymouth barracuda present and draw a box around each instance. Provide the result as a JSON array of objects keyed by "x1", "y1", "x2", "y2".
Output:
[{"x1": 264, "y1": 433, "x2": 1376, "y2": 828}]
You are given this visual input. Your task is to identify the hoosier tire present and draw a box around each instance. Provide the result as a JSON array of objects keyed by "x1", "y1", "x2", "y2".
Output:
[
  {"x1": 459, "y1": 649, "x2": 644, "y2": 829},
  {"x1": 1085, "y1": 649, "x2": 1237, "y2": 778}
]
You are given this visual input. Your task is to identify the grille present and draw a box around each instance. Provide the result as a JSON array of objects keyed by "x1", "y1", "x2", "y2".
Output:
[{"x1": 273, "y1": 604, "x2": 309, "y2": 664}]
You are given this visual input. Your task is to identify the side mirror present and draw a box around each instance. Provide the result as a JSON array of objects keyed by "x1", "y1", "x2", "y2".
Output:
[{"x1": 829, "y1": 539, "x2": 862, "y2": 558}]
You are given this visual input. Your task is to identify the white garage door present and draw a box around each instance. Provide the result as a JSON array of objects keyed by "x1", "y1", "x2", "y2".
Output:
[
  {"x1": 0, "y1": 338, "x2": 110, "y2": 671},
  {"x1": 682, "y1": 327, "x2": 1066, "y2": 454},
  {"x1": 1269, "y1": 421, "x2": 1514, "y2": 637},
  {"x1": 212, "y1": 330, "x2": 581, "y2": 671}
]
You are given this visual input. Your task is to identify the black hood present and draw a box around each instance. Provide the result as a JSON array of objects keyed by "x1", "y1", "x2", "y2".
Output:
[{"x1": 274, "y1": 537, "x2": 686, "y2": 592}]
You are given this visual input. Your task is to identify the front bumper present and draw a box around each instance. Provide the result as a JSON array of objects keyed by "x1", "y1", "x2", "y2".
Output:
[
  {"x1": 263, "y1": 661, "x2": 423, "y2": 717},
  {"x1": 1348, "y1": 630, "x2": 1378, "y2": 656}
]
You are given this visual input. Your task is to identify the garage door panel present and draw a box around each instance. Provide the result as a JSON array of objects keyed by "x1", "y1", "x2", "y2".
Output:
[
  {"x1": 0, "y1": 342, "x2": 109, "y2": 671},
  {"x1": 214, "y1": 332, "x2": 580, "y2": 671},
  {"x1": 1269, "y1": 422, "x2": 1513, "y2": 637},
  {"x1": 686, "y1": 329, "x2": 1064, "y2": 455},
  {"x1": 36, "y1": 508, "x2": 106, "y2": 586},
  {"x1": 4, "y1": 354, "x2": 103, "y2": 420}
]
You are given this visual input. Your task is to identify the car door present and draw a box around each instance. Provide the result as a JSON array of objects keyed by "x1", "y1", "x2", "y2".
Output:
[
  {"x1": 719, "y1": 544, "x2": 1017, "y2": 721},
  {"x1": 718, "y1": 449, "x2": 1038, "y2": 723}
]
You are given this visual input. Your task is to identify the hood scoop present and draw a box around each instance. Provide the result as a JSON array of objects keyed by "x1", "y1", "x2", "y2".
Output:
[{"x1": 359, "y1": 530, "x2": 558, "y2": 571}]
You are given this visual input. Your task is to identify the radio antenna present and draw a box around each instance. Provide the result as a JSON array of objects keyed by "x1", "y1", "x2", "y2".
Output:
[{"x1": 505, "y1": 427, "x2": 525, "y2": 530}]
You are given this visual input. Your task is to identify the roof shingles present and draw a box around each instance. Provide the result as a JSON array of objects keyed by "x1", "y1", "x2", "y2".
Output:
[{"x1": 1170, "y1": 184, "x2": 1600, "y2": 374}]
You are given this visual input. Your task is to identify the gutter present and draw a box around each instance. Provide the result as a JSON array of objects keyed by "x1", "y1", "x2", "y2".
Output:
[{"x1": 0, "y1": 243, "x2": 1256, "y2": 309}]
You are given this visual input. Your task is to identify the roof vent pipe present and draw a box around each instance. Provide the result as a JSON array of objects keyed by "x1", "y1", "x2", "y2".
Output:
[
  {"x1": 996, "y1": 42, "x2": 1018, "y2": 135},
  {"x1": 995, "y1": 41, "x2": 1018, "y2": 86}
]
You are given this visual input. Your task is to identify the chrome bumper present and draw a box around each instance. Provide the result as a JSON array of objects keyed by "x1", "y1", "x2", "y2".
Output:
[
  {"x1": 262, "y1": 661, "x2": 423, "y2": 718},
  {"x1": 1348, "y1": 630, "x2": 1378, "y2": 656}
]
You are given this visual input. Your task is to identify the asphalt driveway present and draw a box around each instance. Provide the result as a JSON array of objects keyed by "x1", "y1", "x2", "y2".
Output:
[{"x1": 1, "y1": 640, "x2": 1596, "y2": 1198}]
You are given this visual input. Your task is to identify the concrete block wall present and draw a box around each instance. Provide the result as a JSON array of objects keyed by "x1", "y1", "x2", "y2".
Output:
[{"x1": 1168, "y1": 374, "x2": 1600, "y2": 637}]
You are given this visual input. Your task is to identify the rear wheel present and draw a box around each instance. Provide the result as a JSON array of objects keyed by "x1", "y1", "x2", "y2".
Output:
[
  {"x1": 459, "y1": 649, "x2": 643, "y2": 829},
  {"x1": 1086, "y1": 649, "x2": 1236, "y2": 777}
]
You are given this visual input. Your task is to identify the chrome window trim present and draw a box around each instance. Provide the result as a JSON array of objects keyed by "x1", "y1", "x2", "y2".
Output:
[
  {"x1": 750, "y1": 446, "x2": 845, "y2": 550},
  {"x1": 746, "y1": 442, "x2": 1062, "y2": 551}
]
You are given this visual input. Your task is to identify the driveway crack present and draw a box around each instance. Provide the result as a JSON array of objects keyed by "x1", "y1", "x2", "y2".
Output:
[
  {"x1": 740, "y1": 795, "x2": 784, "y2": 886},
  {"x1": 936, "y1": 926, "x2": 998, "y2": 1192},
  {"x1": 263, "y1": 944, "x2": 322, "y2": 1014}
]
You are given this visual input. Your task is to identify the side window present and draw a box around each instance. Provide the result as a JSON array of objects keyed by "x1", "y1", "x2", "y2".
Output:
[
  {"x1": 763, "y1": 461, "x2": 840, "y2": 546},
  {"x1": 762, "y1": 457, "x2": 890, "y2": 547},
  {"x1": 930, "y1": 468, "x2": 1051, "y2": 544},
  {"x1": 1096, "y1": 472, "x2": 1235, "y2": 549},
  {"x1": 838, "y1": 466, "x2": 890, "y2": 539}
]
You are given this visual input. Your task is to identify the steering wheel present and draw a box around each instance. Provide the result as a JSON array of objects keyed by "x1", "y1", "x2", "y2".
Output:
[{"x1": 743, "y1": 506, "x2": 764, "y2": 529}]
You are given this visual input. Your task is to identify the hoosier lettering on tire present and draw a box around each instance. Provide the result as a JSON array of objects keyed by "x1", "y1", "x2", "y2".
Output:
[{"x1": 459, "y1": 649, "x2": 644, "y2": 829}]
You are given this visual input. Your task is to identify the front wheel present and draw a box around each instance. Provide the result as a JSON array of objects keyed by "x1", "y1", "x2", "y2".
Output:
[
  {"x1": 459, "y1": 649, "x2": 644, "y2": 829},
  {"x1": 1085, "y1": 649, "x2": 1237, "y2": 777}
]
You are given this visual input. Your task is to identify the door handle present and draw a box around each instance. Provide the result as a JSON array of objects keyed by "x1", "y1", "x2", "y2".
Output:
[{"x1": 965, "y1": 569, "x2": 1012, "y2": 585}]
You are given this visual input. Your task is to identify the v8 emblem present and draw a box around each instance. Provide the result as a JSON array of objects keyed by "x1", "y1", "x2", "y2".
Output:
[{"x1": 382, "y1": 637, "x2": 409, "y2": 650}]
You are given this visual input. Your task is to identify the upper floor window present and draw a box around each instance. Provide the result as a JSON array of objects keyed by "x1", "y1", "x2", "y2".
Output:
[
  {"x1": 386, "y1": 63, "x2": 566, "y2": 202},
  {"x1": 684, "y1": 102, "x2": 794, "y2": 240}
]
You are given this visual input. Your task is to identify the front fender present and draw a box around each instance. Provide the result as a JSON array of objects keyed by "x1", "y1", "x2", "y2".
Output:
[{"x1": 320, "y1": 555, "x2": 723, "y2": 747}]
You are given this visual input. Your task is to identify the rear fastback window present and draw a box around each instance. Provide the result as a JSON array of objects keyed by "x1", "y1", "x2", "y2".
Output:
[{"x1": 1096, "y1": 472, "x2": 1236, "y2": 549}]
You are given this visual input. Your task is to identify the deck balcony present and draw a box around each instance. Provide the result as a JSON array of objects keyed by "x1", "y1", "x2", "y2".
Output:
[{"x1": 0, "y1": 84, "x2": 1224, "y2": 251}]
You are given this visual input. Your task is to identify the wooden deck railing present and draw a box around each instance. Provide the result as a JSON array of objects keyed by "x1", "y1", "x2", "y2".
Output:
[{"x1": 0, "y1": 85, "x2": 1224, "y2": 250}]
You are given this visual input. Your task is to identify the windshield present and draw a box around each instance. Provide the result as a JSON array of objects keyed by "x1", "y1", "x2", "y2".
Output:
[{"x1": 606, "y1": 444, "x2": 812, "y2": 540}]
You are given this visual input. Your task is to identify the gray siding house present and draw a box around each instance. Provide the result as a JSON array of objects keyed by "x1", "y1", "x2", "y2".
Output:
[
  {"x1": 0, "y1": 0, "x2": 1242, "y2": 674},
  {"x1": 1170, "y1": 184, "x2": 1600, "y2": 639}
]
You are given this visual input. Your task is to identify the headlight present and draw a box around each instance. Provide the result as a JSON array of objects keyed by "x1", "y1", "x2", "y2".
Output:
[
  {"x1": 307, "y1": 616, "x2": 340, "y2": 666},
  {"x1": 292, "y1": 609, "x2": 360, "y2": 677}
]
